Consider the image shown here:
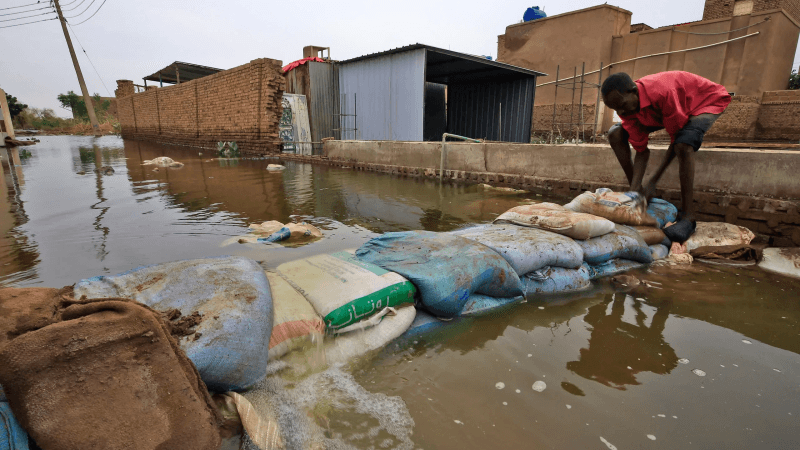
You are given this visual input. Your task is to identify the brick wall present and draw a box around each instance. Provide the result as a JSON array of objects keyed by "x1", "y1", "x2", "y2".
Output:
[
  {"x1": 703, "y1": 0, "x2": 800, "y2": 23},
  {"x1": 756, "y1": 90, "x2": 800, "y2": 140},
  {"x1": 705, "y1": 95, "x2": 761, "y2": 140},
  {"x1": 115, "y1": 58, "x2": 285, "y2": 154},
  {"x1": 532, "y1": 104, "x2": 599, "y2": 140}
]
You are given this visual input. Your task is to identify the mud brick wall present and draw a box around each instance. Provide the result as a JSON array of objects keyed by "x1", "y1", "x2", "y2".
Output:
[
  {"x1": 756, "y1": 90, "x2": 800, "y2": 140},
  {"x1": 705, "y1": 95, "x2": 761, "y2": 141},
  {"x1": 703, "y1": 0, "x2": 800, "y2": 23},
  {"x1": 115, "y1": 58, "x2": 285, "y2": 154}
]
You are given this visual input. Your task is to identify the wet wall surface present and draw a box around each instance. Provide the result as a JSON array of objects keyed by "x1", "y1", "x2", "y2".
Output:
[{"x1": 2, "y1": 136, "x2": 799, "y2": 449}]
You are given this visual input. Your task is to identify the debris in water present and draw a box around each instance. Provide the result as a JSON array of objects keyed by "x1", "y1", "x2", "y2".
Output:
[
  {"x1": 503, "y1": 402, "x2": 507, "y2": 406},
  {"x1": 566, "y1": 405, "x2": 572, "y2": 409},
  {"x1": 692, "y1": 369, "x2": 706, "y2": 377},
  {"x1": 599, "y1": 436, "x2": 618, "y2": 450},
  {"x1": 678, "y1": 358, "x2": 690, "y2": 364},
  {"x1": 495, "y1": 382, "x2": 505, "y2": 389},
  {"x1": 742, "y1": 339, "x2": 752, "y2": 344},
  {"x1": 647, "y1": 434, "x2": 657, "y2": 440},
  {"x1": 538, "y1": 306, "x2": 545, "y2": 310},
  {"x1": 454, "y1": 420, "x2": 464, "y2": 425},
  {"x1": 515, "y1": 389, "x2": 521, "y2": 393},
  {"x1": 532, "y1": 381, "x2": 547, "y2": 392},
  {"x1": 657, "y1": 414, "x2": 665, "y2": 417},
  {"x1": 773, "y1": 368, "x2": 782, "y2": 373}
]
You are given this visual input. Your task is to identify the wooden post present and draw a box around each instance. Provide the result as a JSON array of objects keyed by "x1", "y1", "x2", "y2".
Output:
[
  {"x1": 53, "y1": 0, "x2": 101, "y2": 136},
  {"x1": 0, "y1": 88, "x2": 16, "y2": 139}
]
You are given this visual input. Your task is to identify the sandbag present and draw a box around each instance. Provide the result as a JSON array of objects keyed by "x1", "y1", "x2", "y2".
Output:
[
  {"x1": 684, "y1": 222, "x2": 755, "y2": 252},
  {"x1": 588, "y1": 259, "x2": 646, "y2": 280},
  {"x1": 355, "y1": 231, "x2": 523, "y2": 318},
  {"x1": 1, "y1": 402, "x2": 28, "y2": 450},
  {"x1": 522, "y1": 264, "x2": 592, "y2": 295},
  {"x1": 74, "y1": 256, "x2": 273, "y2": 391},
  {"x1": 494, "y1": 202, "x2": 615, "y2": 240},
  {"x1": 461, "y1": 294, "x2": 523, "y2": 317},
  {"x1": 647, "y1": 198, "x2": 678, "y2": 229},
  {"x1": 759, "y1": 248, "x2": 800, "y2": 279},
  {"x1": 265, "y1": 272, "x2": 325, "y2": 361},
  {"x1": 324, "y1": 305, "x2": 416, "y2": 366},
  {"x1": 633, "y1": 226, "x2": 668, "y2": 246},
  {"x1": 276, "y1": 250, "x2": 415, "y2": 331},
  {"x1": 577, "y1": 225, "x2": 653, "y2": 265},
  {"x1": 451, "y1": 224, "x2": 584, "y2": 274},
  {"x1": 0, "y1": 295, "x2": 221, "y2": 450},
  {"x1": 402, "y1": 310, "x2": 459, "y2": 338},
  {"x1": 691, "y1": 244, "x2": 765, "y2": 264},
  {"x1": 564, "y1": 188, "x2": 658, "y2": 227},
  {"x1": 263, "y1": 222, "x2": 322, "y2": 243},
  {"x1": 650, "y1": 244, "x2": 670, "y2": 260}
]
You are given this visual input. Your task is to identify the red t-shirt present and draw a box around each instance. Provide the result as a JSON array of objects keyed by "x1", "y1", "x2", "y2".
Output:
[{"x1": 620, "y1": 71, "x2": 731, "y2": 152}]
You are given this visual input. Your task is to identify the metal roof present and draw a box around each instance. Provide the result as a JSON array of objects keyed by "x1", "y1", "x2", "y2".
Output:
[
  {"x1": 338, "y1": 44, "x2": 547, "y2": 83},
  {"x1": 143, "y1": 61, "x2": 223, "y2": 84}
]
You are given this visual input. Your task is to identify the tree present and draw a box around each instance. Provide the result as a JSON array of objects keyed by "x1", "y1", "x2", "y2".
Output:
[
  {"x1": 790, "y1": 69, "x2": 800, "y2": 90},
  {"x1": 4, "y1": 93, "x2": 27, "y2": 120},
  {"x1": 57, "y1": 91, "x2": 110, "y2": 120}
]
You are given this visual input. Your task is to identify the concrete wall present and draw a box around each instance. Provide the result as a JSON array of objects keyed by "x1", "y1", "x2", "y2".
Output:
[
  {"x1": 115, "y1": 58, "x2": 285, "y2": 154},
  {"x1": 323, "y1": 140, "x2": 800, "y2": 245}
]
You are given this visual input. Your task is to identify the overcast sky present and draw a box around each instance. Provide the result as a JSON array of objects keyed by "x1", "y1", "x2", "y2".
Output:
[{"x1": 2, "y1": 0, "x2": 799, "y2": 117}]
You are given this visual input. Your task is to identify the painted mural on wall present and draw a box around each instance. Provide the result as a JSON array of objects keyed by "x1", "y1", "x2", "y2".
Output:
[{"x1": 278, "y1": 94, "x2": 312, "y2": 155}]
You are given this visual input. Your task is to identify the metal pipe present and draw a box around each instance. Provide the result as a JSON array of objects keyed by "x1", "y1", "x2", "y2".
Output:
[
  {"x1": 550, "y1": 65, "x2": 559, "y2": 144},
  {"x1": 440, "y1": 133, "x2": 481, "y2": 181},
  {"x1": 498, "y1": 102, "x2": 502, "y2": 141},
  {"x1": 578, "y1": 62, "x2": 586, "y2": 142},
  {"x1": 569, "y1": 67, "x2": 577, "y2": 141},
  {"x1": 592, "y1": 61, "x2": 603, "y2": 143}
]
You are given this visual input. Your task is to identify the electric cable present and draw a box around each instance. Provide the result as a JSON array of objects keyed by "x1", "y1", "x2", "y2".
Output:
[
  {"x1": 0, "y1": 16, "x2": 57, "y2": 28},
  {"x1": 71, "y1": 0, "x2": 108, "y2": 25},
  {"x1": 0, "y1": 4, "x2": 51, "y2": 16},
  {"x1": 67, "y1": 20, "x2": 112, "y2": 95},
  {"x1": 64, "y1": 0, "x2": 98, "y2": 18},
  {"x1": 671, "y1": 17, "x2": 770, "y2": 35},
  {"x1": 0, "y1": 10, "x2": 55, "y2": 22}
]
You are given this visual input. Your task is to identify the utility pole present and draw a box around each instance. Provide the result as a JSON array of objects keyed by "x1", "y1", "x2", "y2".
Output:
[{"x1": 52, "y1": 0, "x2": 101, "y2": 136}]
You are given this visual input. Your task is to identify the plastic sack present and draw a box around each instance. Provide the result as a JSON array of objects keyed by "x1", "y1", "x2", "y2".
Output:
[
  {"x1": 633, "y1": 226, "x2": 668, "y2": 246},
  {"x1": 577, "y1": 225, "x2": 654, "y2": 265},
  {"x1": 494, "y1": 202, "x2": 615, "y2": 240},
  {"x1": 451, "y1": 224, "x2": 584, "y2": 274},
  {"x1": 647, "y1": 198, "x2": 678, "y2": 229},
  {"x1": 264, "y1": 272, "x2": 325, "y2": 361},
  {"x1": 356, "y1": 231, "x2": 524, "y2": 318},
  {"x1": 685, "y1": 222, "x2": 755, "y2": 252},
  {"x1": 564, "y1": 188, "x2": 659, "y2": 227},
  {"x1": 1, "y1": 402, "x2": 28, "y2": 450},
  {"x1": 0, "y1": 297, "x2": 221, "y2": 450},
  {"x1": 588, "y1": 259, "x2": 646, "y2": 279},
  {"x1": 402, "y1": 310, "x2": 460, "y2": 338},
  {"x1": 759, "y1": 248, "x2": 800, "y2": 279},
  {"x1": 324, "y1": 305, "x2": 416, "y2": 366},
  {"x1": 522, "y1": 264, "x2": 592, "y2": 295},
  {"x1": 74, "y1": 256, "x2": 273, "y2": 392},
  {"x1": 261, "y1": 223, "x2": 322, "y2": 243},
  {"x1": 650, "y1": 244, "x2": 670, "y2": 260},
  {"x1": 461, "y1": 294, "x2": 524, "y2": 317}
]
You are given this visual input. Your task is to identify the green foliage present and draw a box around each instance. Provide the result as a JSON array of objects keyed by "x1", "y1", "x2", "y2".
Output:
[
  {"x1": 4, "y1": 93, "x2": 27, "y2": 119},
  {"x1": 790, "y1": 70, "x2": 800, "y2": 90},
  {"x1": 56, "y1": 91, "x2": 111, "y2": 120},
  {"x1": 16, "y1": 107, "x2": 75, "y2": 130}
]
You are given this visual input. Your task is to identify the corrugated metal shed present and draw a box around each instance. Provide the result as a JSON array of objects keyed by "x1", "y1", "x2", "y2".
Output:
[
  {"x1": 329, "y1": 44, "x2": 546, "y2": 143},
  {"x1": 307, "y1": 61, "x2": 339, "y2": 143}
]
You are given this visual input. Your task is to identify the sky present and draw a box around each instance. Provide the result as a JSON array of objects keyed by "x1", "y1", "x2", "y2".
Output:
[{"x1": 2, "y1": 0, "x2": 799, "y2": 117}]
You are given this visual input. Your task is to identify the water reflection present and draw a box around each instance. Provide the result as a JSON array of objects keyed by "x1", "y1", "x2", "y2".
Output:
[{"x1": 566, "y1": 293, "x2": 678, "y2": 390}]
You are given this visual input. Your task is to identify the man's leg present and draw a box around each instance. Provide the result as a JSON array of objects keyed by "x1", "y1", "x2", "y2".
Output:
[
  {"x1": 675, "y1": 143, "x2": 696, "y2": 221},
  {"x1": 608, "y1": 124, "x2": 634, "y2": 185},
  {"x1": 641, "y1": 143, "x2": 675, "y2": 200}
]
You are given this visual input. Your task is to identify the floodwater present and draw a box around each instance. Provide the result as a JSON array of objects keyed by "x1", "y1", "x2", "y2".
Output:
[{"x1": 3, "y1": 136, "x2": 800, "y2": 449}]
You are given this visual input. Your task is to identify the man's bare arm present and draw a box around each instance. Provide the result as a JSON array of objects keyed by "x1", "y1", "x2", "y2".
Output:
[{"x1": 630, "y1": 147, "x2": 650, "y2": 191}]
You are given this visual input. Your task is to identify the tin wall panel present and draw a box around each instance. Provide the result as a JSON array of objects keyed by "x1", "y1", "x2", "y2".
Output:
[
  {"x1": 338, "y1": 49, "x2": 425, "y2": 141},
  {"x1": 447, "y1": 77, "x2": 536, "y2": 143},
  {"x1": 307, "y1": 61, "x2": 339, "y2": 149}
]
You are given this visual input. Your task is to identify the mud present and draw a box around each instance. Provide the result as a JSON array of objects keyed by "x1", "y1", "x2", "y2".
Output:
[{"x1": 160, "y1": 308, "x2": 204, "y2": 339}]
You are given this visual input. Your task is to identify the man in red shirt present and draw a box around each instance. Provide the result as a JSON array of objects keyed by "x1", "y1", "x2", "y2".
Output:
[{"x1": 601, "y1": 71, "x2": 731, "y2": 242}]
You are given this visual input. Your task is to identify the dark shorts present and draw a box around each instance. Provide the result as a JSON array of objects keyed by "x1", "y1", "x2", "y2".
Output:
[{"x1": 609, "y1": 113, "x2": 722, "y2": 151}]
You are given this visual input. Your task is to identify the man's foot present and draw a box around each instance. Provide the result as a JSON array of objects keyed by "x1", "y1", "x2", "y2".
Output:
[{"x1": 663, "y1": 218, "x2": 697, "y2": 244}]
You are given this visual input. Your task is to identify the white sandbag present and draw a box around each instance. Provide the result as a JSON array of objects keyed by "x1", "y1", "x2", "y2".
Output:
[
  {"x1": 265, "y1": 272, "x2": 325, "y2": 361},
  {"x1": 564, "y1": 188, "x2": 658, "y2": 227},
  {"x1": 759, "y1": 248, "x2": 800, "y2": 279},
  {"x1": 324, "y1": 305, "x2": 416, "y2": 366},
  {"x1": 276, "y1": 251, "x2": 416, "y2": 331},
  {"x1": 142, "y1": 156, "x2": 184, "y2": 167},
  {"x1": 450, "y1": 224, "x2": 584, "y2": 274},
  {"x1": 684, "y1": 222, "x2": 755, "y2": 252},
  {"x1": 494, "y1": 202, "x2": 615, "y2": 240}
]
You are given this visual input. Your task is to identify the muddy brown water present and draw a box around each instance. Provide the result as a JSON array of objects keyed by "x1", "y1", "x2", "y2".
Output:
[{"x1": 3, "y1": 136, "x2": 800, "y2": 449}]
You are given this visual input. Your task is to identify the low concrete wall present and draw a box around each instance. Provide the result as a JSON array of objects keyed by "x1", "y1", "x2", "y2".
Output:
[{"x1": 323, "y1": 140, "x2": 800, "y2": 245}]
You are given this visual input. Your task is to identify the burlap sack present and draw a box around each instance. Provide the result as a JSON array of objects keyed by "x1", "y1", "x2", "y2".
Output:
[{"x1": 0, "y1": 289, "x2": 221, "y2": 450}]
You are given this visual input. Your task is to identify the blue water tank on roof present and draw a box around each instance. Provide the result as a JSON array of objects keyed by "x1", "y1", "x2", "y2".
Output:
[{"x1": 523, "y1": 6, "x2": 547, "y2": 22}]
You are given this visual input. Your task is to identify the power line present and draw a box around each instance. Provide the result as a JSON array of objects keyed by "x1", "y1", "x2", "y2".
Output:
[
  {"x1": 0, "y1": 4, "x2": 51, "y2": 16},
  {"x1": 71, "y1": 0, "x2": 108, "y2": 25},
  {"x1": 61, "y1": 0, "x2": 90, "y2": 13},
  {"x1": 64, "y1": 0, "x2": 98, "y2": 18},
  {"x1": 0, "y1": 0, "x2": 76, "y2": 11},
  {"x1": 0, "y1": 10, "x2": 56, "y2": 22},
  {"x1": 67, "y1": 21, "x2": 111, "y2": 95},
  {"x1": 0, "y1": 16, "x2": 57, "y2": 28}
]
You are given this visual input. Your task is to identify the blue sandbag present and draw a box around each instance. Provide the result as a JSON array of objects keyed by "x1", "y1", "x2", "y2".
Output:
[
  {"x1": 650, "y1": 244, "x2": 669, "y2": 260},
  {"x1": 1, "y1": 402, "x2": 28, "y2": 450},
  {"x1": 356, "y1": 231, "x2": 524, "y2": 318},
  {"x1": 522, "y1": 263, "x2": 592, "y2": 295},
  {"x1": 260, "y1": 227, "x2": 291, "y2": 242},
  {"x1": 450, "y1": 224, "x2": 584, "y2": 275},
  {"x1": 588, "y1": 258, "x2": 646, "y2": 280},
  {"x1": 403, "y1": 310, "x2": 458, "y2": 337},
  {"x1": 461, "y1": 294, "x2": 523, "y2": 317},
  {"x1": 74, "y1": 256, "x2": 273, "y2": 392},
  {"x1": 577, "y1": 224, "x2": 653, "y2": 265},
  {"x1": 647, "y1": 198, "x2": 678, "y2": 229}
]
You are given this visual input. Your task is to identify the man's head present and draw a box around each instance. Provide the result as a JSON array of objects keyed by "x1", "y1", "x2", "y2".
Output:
[{"x1": 602, "y1": 72, "x2": 639, "y2": 117}]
